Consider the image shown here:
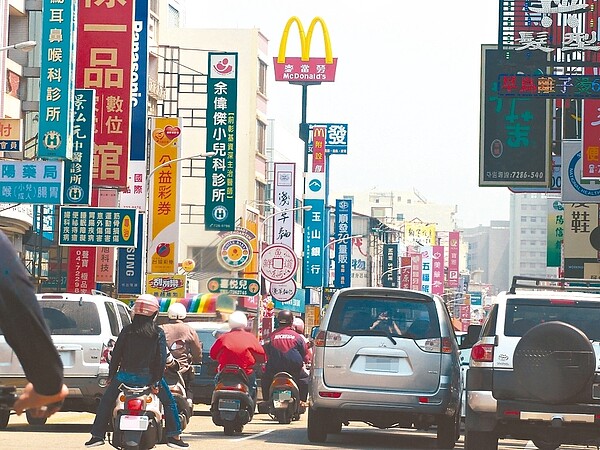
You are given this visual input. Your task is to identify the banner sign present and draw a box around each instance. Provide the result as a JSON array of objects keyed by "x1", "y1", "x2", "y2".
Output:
[
  {"x1": 39, "y1": 0, "x2": 76, "y2": 160},
  {"x1": 272, "y1": 162, "x2": 296, "y2": 249},
  {"x1": 302, "y1": 171, "x2": 326, "y2": 288},
  {"x1": 547, "y1": 199, "x2": 563, "y2": 268},
  {"x1": 447, "y1": 231, "x2": 460, "y2": 288},
  {"x1": 63, "y1": 89, "x2": 95, "y2": 205},
  {"x1": 117, "y1": 213, "x2": 144, "y2": 295},
  {"x1": 582, "y1": 67, "x2": 600, "y2": 179},
  {"x1": 381, "y1": 243, "x2": 398, "y2": 288},
  {"x1": 148, "y1": 117, "x2": 181, "y2": 274},
  {"x1": 404, "y1": 222, "x2": 436, "y2": 246},
  {"x1": 497, "y1": 74, "x2": 600, "y2": 98},
  {"x1": 307, "y1": 123, "x2": 348, "y2": 154},
  {"x1": 120, "y1": 160, "x2": 146, "y2": 211},
  {"x1": 94, "y1": 189, "x2": 117, "y2": 283},
  {"x1": 59, "y1": 207, "x2": 138, "y2": 247},
  {"x1": 66, "y1": 247, "x2": 96, "y2": 294},
  {"x1": 410, "y1": 252, "x2": 422, "y2": 291},
  {"x1": 562, "y1": 141, "x2": 600, "y2": 201},
  {"x1": 351, "y1": 236, "x2": 368, "y2": 287},
  {"x1": 431, "y1": 245, "x2": 445, "y2": 295},
  {"x1": 146, "y1": 274, "x2": 186, "y2": 298},
  {"x1": 205, "y1": 52, "x2": 238, "y2": 231},
  {"x1": 420, "y1": 246, "x2": 433, "y2": 294},
  {"x1": 479, "y1": 46, "x2": 550, "y2": 187},
  {"x1": 312, "y1": 126, "x2": 326, "y2": 173},
  {"x1": 0, "y1": 118, "x2": 21, "y2": 152},
  {"x1": 76, "y1": 0, "x2": 134, "y2": 188},
  {"x1": 207, "y1": 277, "x2": 260, "y2": 296},
  {"x1": 333, "y1": 199, "x2": 352, "y2": 288},
  {"x1": 130, "y1": 0, "x2": 149, "y2": 161},
  {"x1": 273, "y1": 16, "x2": 337, "y2": 82},
  {"x1": 0, "y1": 160, "x2": 63, "y2": 204},
  {"x1": 400, "y1": 256, "x2": 411, "y2": 289}
]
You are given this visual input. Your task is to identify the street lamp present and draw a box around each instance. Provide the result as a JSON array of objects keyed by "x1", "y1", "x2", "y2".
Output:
[
  {"x1": 0, "y1": 40, "x2": 37, "y2": 53},
  {"x1": 146, "y1": 151, "x2": 216, "y2": 187}
]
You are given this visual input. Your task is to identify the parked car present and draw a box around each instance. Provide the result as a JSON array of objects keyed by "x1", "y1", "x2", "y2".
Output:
[
  {"x1": 457, "y1": 325, "x2": 481, "y2": 419},
  {"x1": 308, "y1": 287, "x2": 462, "y2": 448},
  {"x1": 0, "y1": 291, "x2": 132, "y2": 428},
  {"x1": 186, "y1": 321, "x2": 229, "y2": 405},
  {"x1": 465, "y1": 276, "x2": 600, "y2": 450}
]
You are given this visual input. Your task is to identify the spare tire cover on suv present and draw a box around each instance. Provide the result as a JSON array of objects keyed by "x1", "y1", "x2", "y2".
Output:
[{"x1": 513, "y1": 321, "x2": 595, "y2": 404}]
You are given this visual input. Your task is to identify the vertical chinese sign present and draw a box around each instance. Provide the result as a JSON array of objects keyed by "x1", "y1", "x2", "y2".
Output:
[
  {"x1": 447, "y1": 231, "x2": 460, "y2": 288},
  {"x1": 205, "y1": 52, "x2": 238, "y2": 231},
  {"x1": 148, "y1": 117, "x2": 182, "y2": 275},
  {"x1": 431, "y1": 245, "x2": 445, "y2": 296},
  {"x1": 333, "y1": 199, "x2": 352, "y2": 288},
  {"x1": 272, "y1": 162, "x2": 296, "y2": 248},
  {"x1": 399, "y1": 256, "x2": 411, "y2": 289},
  {"x1": 76, "y1": 0, "x2": 134, "y2": 188},
  {"x1": 39, "y1": 0, "x2": 77, "y2": 160}
]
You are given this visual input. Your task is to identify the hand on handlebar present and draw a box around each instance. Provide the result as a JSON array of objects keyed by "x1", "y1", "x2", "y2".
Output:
[{"x1": 13, "y1": 382, "x2": 69, "y2": 418}]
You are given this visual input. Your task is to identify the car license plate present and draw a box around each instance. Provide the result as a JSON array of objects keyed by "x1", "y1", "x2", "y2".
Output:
[
  {"x1": 59, "y1": 351, "x2": 73, "y2": 367},
  {"x1": 218, "y1": 398, "x2": 240, "y2": 412},
  {"x1": 120, "y1": 414, "x2": 149, "y2": 431},
  {"x1": 365, "y1": 356, "x2": 398, "y2": 372},
  {"x1": 273, "y1": 390, "x2": 292, "y2": 402}
]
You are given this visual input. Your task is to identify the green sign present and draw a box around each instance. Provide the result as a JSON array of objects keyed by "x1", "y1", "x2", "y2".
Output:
[
  {"x1": 207, "y1": 277, "x2": 260, "y2": 296},
  {"x1": 59, "y1": 207, "x2": 138, "y2": 247}
]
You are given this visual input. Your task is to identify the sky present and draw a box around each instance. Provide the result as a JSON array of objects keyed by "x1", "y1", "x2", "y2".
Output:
[{"x1": 182, "y1": 1, "x2": 509, "y2": 229}]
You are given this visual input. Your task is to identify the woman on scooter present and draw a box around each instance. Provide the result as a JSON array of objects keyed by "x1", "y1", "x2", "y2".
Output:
[{"x1": 84, "y1": 294, "x2": 189, "y2": 449}]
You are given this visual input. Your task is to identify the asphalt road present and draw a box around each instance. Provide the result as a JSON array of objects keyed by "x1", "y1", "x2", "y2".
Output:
[{"x1": 0, "y1": 405, "x2": 590, "y2": 449}]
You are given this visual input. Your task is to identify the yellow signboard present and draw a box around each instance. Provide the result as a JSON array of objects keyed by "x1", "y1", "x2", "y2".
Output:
[
  {"x1": 146, "y1": 274, "x2": 186, "y2": 298},
  {"x1": 0, "y1": 118, "x2": 22, "y2": 152}
]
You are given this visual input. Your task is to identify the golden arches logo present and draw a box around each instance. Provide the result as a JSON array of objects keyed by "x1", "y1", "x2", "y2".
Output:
[
  {"x1": 277, "y1": 16, "x2": 333, "y2": 63},
  {"x1": 312, "y1": 126, "x2": 326, "y2": 138}
]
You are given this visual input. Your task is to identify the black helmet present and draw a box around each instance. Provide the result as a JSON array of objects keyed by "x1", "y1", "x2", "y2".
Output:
[{"x1": 277, "y1": 309, "x2": 294, "y2": 326}]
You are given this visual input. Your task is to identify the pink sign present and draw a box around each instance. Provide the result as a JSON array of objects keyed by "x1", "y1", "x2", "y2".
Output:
[
  {"x1": 447, "y1": 231, "x2": 460, "y2": 288},
  {"x1": 431, "y1": 245, "x2": 445, "y2": 295},
  {"x1": 273, "y1": 57, "x2": 337, "y2": 82}
]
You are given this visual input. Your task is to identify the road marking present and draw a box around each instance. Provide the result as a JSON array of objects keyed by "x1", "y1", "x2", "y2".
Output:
[{"x1": 233, "y1": 429, "x2": 275, "y2": 441}]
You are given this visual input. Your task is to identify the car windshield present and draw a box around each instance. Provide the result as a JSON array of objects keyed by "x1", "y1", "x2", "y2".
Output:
[
  {"x1": 41, "y1": 301, "x2": 101, "y2": 335},
  {"x1": 505, "y1": 298, "x2": 600, "y2": 339},
  {"x1": 328, "y1": 294, "x2": 440, "y2": 339},
  {"x1": 197, "y1": 329, "x2": 219, "y2": 351}
]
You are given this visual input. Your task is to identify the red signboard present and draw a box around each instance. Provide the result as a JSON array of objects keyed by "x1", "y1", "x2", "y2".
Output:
[
  {"x1": 76, "y1": 0, "x2": 134, "y2": 188},
  {"x1": 409, "y1": 253, "x2": 422, "y2": 291},
  {"x1": 399, "y1": 256, "x2": 411, "y2": 289},
  {"x1": 67, "y1": 247, "x2": 97, "y2": 293},
  {"x1": 432, "y1": 245, "x2": 445, "y2": 295},
  {"x1": 582, "y1": 67, "x2": 600, "y2": 179},
  {"x1": 312, "y1": 126, "x2": 326, "y2": 173},
  {"x1": 447, "y1": 231, "x2": 460, "y2": 288}
]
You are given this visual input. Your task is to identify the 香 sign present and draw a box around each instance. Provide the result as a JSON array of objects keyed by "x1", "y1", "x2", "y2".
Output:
[{"x1": 59, "y1": 207, "x2": 138, "y2": 247}]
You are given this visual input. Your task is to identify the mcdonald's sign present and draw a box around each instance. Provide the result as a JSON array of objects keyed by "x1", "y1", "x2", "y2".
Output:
[{"x1": 274, "y1": 16, "x2": 337, "y2": 82}]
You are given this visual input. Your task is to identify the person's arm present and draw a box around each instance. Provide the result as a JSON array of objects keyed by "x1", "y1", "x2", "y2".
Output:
[
  {"x1": 187, "y1": 327, "x2": 203, "y2": 364},
  {"x1": 108, "y1": 330, "x2": 126, "y2": 381},
  {"x1": 209, "y1": 336, "x2": 222, "y2": 361},
  {"x1": 0, "y1": 232, "x2": 67, "y2": 415},
  {"x1": 251, "y1": 336, "x2": 266, "y2": 364}
]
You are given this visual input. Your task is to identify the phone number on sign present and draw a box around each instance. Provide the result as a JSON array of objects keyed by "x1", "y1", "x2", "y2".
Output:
[{"x1": 486, "y1": 171, "x2": 545, "y2": 180}]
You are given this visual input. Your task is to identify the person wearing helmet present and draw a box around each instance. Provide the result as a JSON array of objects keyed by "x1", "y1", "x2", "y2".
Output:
[
  {"x1": 209, "y1": 311, "x2": 265, "y2": 400},
  {"x1": 261, "y1": 310, "x2": 309, "y2": 405},
  {"x1": 293, "y1": 317, "x2": 313, "y2": 377},
  {"x1": 85, "y1": 294, "x2": 189, "y2": 449},
  {"x1": 160, "y1": 302, "x2": 202, "y2": 398}
]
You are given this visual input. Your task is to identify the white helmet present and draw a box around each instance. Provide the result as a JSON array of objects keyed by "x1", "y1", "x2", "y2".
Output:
[
  {"x1": 228, "y1": 310, "x2": 248, "y2": 330},
  {"x1": 167, "y1": 302, "x2": 187, "y2": 320}
]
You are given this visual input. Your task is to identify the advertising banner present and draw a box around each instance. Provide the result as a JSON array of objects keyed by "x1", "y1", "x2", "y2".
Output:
[
  {"x1": 39, "y1": 0, "x2": 76, "y2": 160},
  {"x1": 447, "y1": 231, "x2": 460, "y2": 288},
  {"x1": 0, "y1": 161, "x2": 63, "y2": 204},
  {"x1": 273, "y1": 17, "x2": 337, "y2": 82},
  {"x1": 148, "y1": 117, "x2": 181, "y2": 274},
  {"x1": 420, "y1": 246, "x2": 433, "y2": 294},
  {"x1": 130, "y1": 0, "x2": 149, "y2": 161},
  {"x1": 76, "y1": 0, "x2": 134, "y2": 188},
  {"x1": 205, "y1": 52, "x2": 238, "y2": 231},
  {"x1": 432, "y1": 245, "x2": 445, "y2": 295},
  {"x1": 119, "y1": 160, "x2": 146, "y2": 211},
  {"x1": 146, "y1": 274, "x2": 186, "y2": 298},
  {"x1": 66, "y1": 247, "x2": 96, "y2": 294},
  {"x1": 333, "y1": 199, "x2": 352, "y2": 288},
  {"x1": 351, "y1": 236, "x2": 368, "y2": 287},
  {"x1": 400, "y1": 256, "x2": 411, "y2": 289},
  {"x1": 302, "y1": 170, "x2": 326, "y2": 288},
  {"x1": 0, "y1": 118, "x2": 21, "y2": 152},
  {"x1": 562, "y1": 140, "x2": 600, "y2": 201},
  {"x1": 272, "y1": 162, "x2": 296, "y2": 249},
  {"x1": 404, "y1": 222, "x2": 436, "y2": 246},
  {"x1": 117, "y1": 214, "x2": 144, "y2": 295},
  {"x1": 479, "y1": 45, "x2": 550, "y2": 187},
  {"x1": 59, "y1": 207, "x2": 138, "y2": 247},
  {"x1": 307, "y1": 123, "x2": 348, "y2": 154},
  {"x1": 381, "y1": 243, "x2": 398, "y2": 288},
  {"x1": 410, "y1": 252, "x2": 422, "y2": 291},
  {"x1": 95, "y1": 189, "x2": 117, "y2": 283},
  {"x1": 63, "y1": 89, "x2": 95, "y2": 205},
  {"x1": 312, "y1": 126, "x2": 326, "y2": 173},
  {"x1": 547, "y1": 198, "x2": 564, "y2": 267}
]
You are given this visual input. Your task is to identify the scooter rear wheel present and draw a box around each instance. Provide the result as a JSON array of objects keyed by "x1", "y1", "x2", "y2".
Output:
[{"x1": 224, "y1": 424, "x2": 236, "y2": 436}]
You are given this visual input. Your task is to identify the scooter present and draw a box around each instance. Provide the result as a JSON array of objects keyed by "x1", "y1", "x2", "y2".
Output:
[
  {"x1": 210, "y1": 364, "x2": 255, "y2": 435},
  {"x1": 163, "y1": 360, "x2": 193, "y2": 430},
  {"x1": 263, "y1": 371, "x2": 304, "y2": 424},
  {"x1": 109, "y1": 383, "x2": 165, "y2": 450}
]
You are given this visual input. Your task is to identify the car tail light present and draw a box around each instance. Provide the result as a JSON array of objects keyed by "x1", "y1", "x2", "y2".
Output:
[
  {"x1": 314, "y1": 330, "x2": 350, "y2": 347},
  {"x1": 418, "y1": 396, "x2": 429, "y2": 403},
  {"x1": 415, "y1": 337, "x2": 453, "y2": 353},
  {"x1": 215, "y1": 382, "x2": 249, "y2": 394},
  {"x1": 319, "y1": 391, "x2": 341, "y2": 398},
  {"x1": 126, "y1": 398, "x2": 144, "y2": 413},
  {"x1": 471, "y1": 343, "x2": 494, "y2": 362}
]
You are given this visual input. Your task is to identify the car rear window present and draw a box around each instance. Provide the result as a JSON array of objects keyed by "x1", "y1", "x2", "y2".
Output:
[
  {"x1": 505, "y1": 298, "x2": 600, "y2": 339},
  {"x1": 328, "y1": 294, "x2": 440, "y2": 339},
  {"x1": 197, "y1": 330, "x2": 219, "y2": 350},
  {"x1": 40, "y1": 301, "x2": 102, "y2": 335}
]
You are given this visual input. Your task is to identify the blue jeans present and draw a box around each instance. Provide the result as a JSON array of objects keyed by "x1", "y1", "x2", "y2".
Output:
[{"x1": 90, "y1": 371, "x2": 182, "y2": 439}]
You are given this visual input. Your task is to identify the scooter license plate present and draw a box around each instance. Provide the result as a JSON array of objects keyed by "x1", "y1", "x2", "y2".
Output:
[
  {"x1": 218, "y1": 398, "x2": 241, "y2": 412},
  {"x1": 273, "y1": 390, "x2": 292, "y2": 402},
  {"x1": 120, "y1": 414, "x2": 149, "y2": 431}
]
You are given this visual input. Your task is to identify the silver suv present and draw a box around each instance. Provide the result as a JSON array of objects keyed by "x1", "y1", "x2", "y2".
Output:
[
  {"x1": 0, "y1": 291, "x2": 131, "y2": 427},
  {"x1": 308, "y1": 287, "x2": 462, "y2": 448},
  {"x1": 465, "y1": 276, "x2": 600, "y2": 450}
]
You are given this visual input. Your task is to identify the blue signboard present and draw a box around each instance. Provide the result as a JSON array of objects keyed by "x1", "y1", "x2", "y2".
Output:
[
  {"x1": 382, "y1": 243, "x2": 398, "y2": 288},
  {"x1": 63, "y1": 89, "x2": 95, "y2": 205},
  {"x1": 469, "y1": 291, "x2": 483, "y2": 306},
  {"x1": 0, "y1": 161, "x2": 63, "y2": 204},
  {"x1": 130, "y1": 0, "x2": 149, "y2": 161},
  {"x1": 274, "y1": 288, "x2": 307, "y2": 313},
  {"x1": 302, "y1": 198, "x2": 325, "y2": 288},
  {"x1": 334, "y1": 199, "x2": 352, "y2": 288},
  {"x1": 117, "y1": 213, "x2": 144, "y2": 294},
  {"x1": 59, "y1": 207, "x2": 138, "y2": 247},
  {"x1": 308, "y1": 123, "x2": 348, "y2": 154},
  {"x1": 39, "y1": 0, "x2": 77, "y2": 160}
]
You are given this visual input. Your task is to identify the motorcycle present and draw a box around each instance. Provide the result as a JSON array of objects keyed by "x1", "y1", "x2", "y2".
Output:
[
  {"x1": 210, "y1": 364, "x2": 255, "y2": 435},
  {"x1": 163, "y1": 358, "x2": 193, "y2": 431},
  {"x1": 109, "y1": 383, "x2": 165, "y2": 450},
  {"x1": 260, "y1": 371, "x2": 304, "y2": 424}
]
